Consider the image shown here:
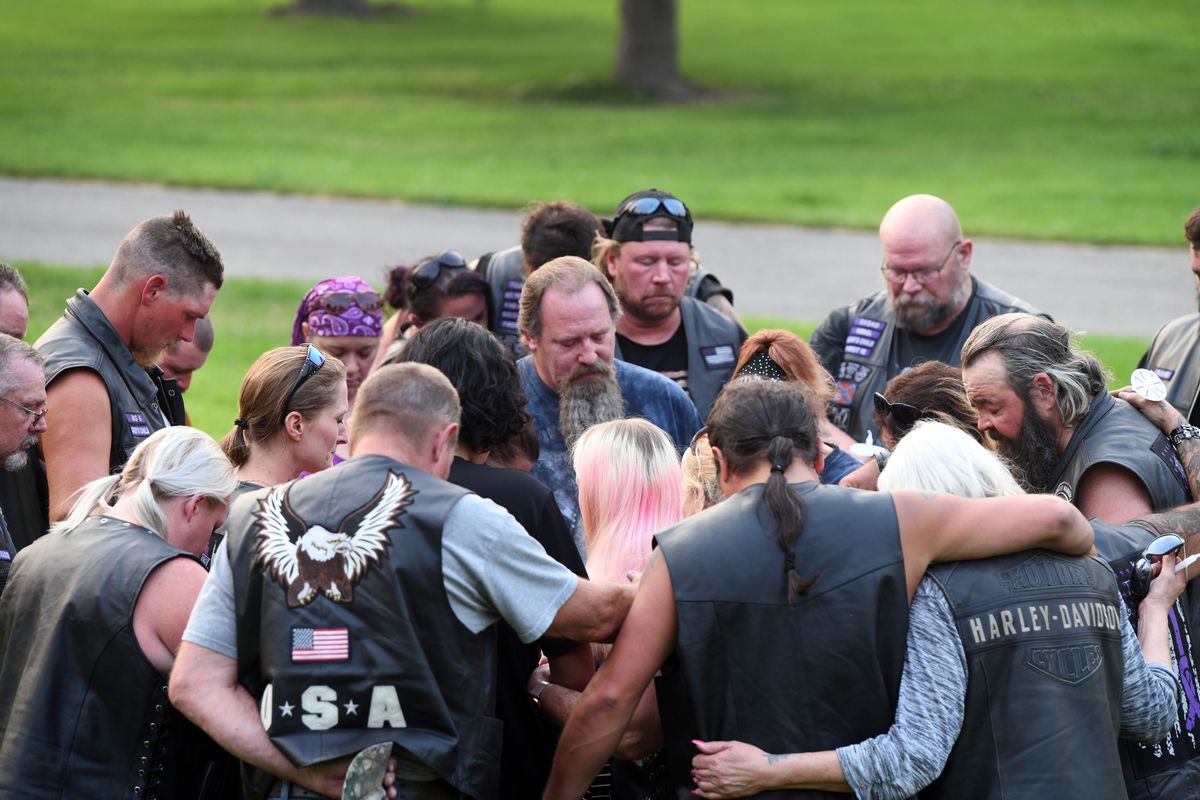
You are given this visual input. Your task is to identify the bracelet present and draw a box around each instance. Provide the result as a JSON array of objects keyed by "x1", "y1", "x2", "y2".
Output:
[{"x1": 1169, "y1": 423, "x2": 1200, "y2": 448}]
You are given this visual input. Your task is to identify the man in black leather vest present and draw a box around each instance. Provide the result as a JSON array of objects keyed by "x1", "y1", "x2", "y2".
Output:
[
  {"x1": 0, "y1": 335, "x2": 46, "y2": 594},
  {"x1": 597, "y1": 188, "x2": 747, "y2": 420},
  {"x1": 171, "y1": 363, "x2": 636, "y2": 800},
  {"x1": 811, "y1": 194, "x2": 1047, "y2": 445},
  {"x1": 963, "y1": 312, "x2": 1188, "y2": 522},
  {"x1": 1138, "y1": 206, "x2": 1200, "y2": 423},
  {"x1": 36, "y1": 210, "x2": 223, "y2": 521}
]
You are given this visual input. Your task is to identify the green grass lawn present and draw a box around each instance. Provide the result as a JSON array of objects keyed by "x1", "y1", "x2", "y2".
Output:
[
  {"x1": 20, "y1": 262, "x2": 1149, "y2": 439},
  {"x1": 0, "y1": 0, "x2": 1195, "y2": 245}
]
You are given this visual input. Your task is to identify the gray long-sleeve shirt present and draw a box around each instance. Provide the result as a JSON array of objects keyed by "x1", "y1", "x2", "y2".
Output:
[{"x1": 836, "y1": 576, "x2": 1182, "y2": 799}]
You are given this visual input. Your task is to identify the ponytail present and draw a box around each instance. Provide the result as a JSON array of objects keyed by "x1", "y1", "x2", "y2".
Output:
[{"x1": 764, "y1": 434, "x2": 815, "y2": 602}]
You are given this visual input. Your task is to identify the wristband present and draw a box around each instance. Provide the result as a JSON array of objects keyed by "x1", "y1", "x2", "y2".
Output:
[
  {"x1": 529, "y1": 680, "x2": 551, "y2": 707},
  {"x1": 1169, "y1": 423, "x2": 1200, "y2": 448}
]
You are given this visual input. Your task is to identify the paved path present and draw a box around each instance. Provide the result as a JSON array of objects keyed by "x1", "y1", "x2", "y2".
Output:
[{"x1": 0, "y1": 176, "x2": 1187, "y2": 339}]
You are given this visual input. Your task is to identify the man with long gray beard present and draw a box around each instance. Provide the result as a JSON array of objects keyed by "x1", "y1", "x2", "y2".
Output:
[
  {"x1": 0, "y1": 334, "x2": 47, "y2": 594},
  {"x1": 811, "y1": 194, "x2": 1047, "y2": 444},
  {"x1": 517, "y1": 257, "x2": 703, "y2": 551},
  {"x1": 961, "y1": 312, "x2": 1188, "y2": 523}
]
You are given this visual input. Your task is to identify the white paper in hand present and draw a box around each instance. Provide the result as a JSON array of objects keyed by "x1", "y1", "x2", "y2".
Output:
[{"x1": 1130, "y1": 368, "x2": 1168, "y2": 402}]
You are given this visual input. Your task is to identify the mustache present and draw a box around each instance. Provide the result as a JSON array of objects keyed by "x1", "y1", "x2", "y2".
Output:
[{"x1": 561, "y1": 361, "x2": 614, "y2": 387}]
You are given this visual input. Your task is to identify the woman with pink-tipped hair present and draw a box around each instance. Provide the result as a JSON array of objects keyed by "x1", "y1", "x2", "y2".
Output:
[{"x1": 529, "y1": 417, "x2": 682, "y2": 799}]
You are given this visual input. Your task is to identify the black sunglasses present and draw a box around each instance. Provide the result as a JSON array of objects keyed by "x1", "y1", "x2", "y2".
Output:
[
  {"x1": 873, "y1": 392, "x2": 923, "y2": 437},
  {"x1": 317, "y1": 290, "x2": 383, "y2": 315},
  {"x1": 618, "y1": 196, "x2": 690, "y2": 221},
  {"x1": 281, "y1": 345, "x2": 326, "y2": 423},
  {"x1": 408, "y1": 250, "x2": 469, "y2": 299}
]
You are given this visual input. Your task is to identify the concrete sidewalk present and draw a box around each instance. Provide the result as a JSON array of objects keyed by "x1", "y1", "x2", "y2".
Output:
[{"x1": 0, "y1": 176, "x2": 1187, "y2": 339}]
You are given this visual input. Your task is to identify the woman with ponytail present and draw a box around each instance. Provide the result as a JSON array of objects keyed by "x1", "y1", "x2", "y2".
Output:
[
  {"x1": 219, "y1": 344, "x2": 349, "y2": 495},
  {"x1": 0, "y1": 427, "x2": 237, "y2": 798},
  {"x1": 544, "y1": 380, "x2": 1098, "y2": 799}
]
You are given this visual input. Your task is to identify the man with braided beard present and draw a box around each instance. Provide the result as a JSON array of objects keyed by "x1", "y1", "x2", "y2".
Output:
[{"x1": 517, "y1": 257, "x2": 702, "y2": 552}]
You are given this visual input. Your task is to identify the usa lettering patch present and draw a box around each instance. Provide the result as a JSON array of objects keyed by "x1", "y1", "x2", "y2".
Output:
[
  {"x1": 701, "y1": 345, "x2": 736, "y2": 370},
  {"x1": 292, "y1": 627, "x2": 349, "y2": 662}
]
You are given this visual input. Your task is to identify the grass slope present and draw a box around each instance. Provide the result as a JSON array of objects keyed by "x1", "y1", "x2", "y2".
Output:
[
  {"x1": 0, "y1": 0, "x2": 1195, "y2": 244},
  {"x1": 20, "y1": 263, "x2": 1148, "y2": 439}
]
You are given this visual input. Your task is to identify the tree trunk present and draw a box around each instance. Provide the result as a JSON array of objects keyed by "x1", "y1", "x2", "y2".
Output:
[{"x1": 613, "y1": 0, "x2": 693, "y2": 100}]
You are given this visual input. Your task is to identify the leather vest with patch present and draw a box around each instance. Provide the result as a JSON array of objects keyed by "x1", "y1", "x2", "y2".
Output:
[
  {"x1": 654, "y1": 484, "x2": 907, "y2": 799},
  {"x1": 36, "y1": 290, "x2": 180, "y2": 472},
  {"x1": 1139, "y1": 313, "x2": 1200, "y2": 422},
  {"x1": 228, "y1": 455, "x2": 501, "y2": 800},
  {"x1": 0, "y1": 516, "x2": 193, "y2": 799},
  {"x1": 814, "y1": 277, "x2": 1044, "y2": 443},
  {"x1": 1050, "y1": 391, "x2": 1189, "y2": 513},
  {"x1": 1093, "y1": 521, "x2": 1200, "y2": 800},
  {"x1": 923, "y1": 551, "x2": 1127, "y2": 800}
]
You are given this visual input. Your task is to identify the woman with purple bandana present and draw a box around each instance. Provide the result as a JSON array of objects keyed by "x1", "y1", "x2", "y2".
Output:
[{"x1": 291, "y1": 276, "x2": 383, "y2": 411}]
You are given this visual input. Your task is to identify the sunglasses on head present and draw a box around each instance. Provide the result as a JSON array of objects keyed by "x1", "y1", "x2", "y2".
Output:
[
  {"x1": 317, "y1": 291, "x2": 383, "y2": 315},
  {"x1": 618, "y1": 196, "x2": 690, "y2": 221},
  {"x1": 281, "y1": 344, "x2": 326, "y2": 424},
  {"x1": 873, "y1": 392, "x2": 923, "y2": 437},
  {"x1": 408, "y1": 250, "x2": 469, "y2": 299}
]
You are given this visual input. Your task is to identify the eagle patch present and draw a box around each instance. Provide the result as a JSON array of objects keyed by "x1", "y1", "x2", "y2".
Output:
[{"x1": 253, "y1": 471, "x2": 415, "y2": 608}]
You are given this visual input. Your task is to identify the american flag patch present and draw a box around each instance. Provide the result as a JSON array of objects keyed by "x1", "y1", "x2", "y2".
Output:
[{"x1": 291, "y1": 627, "x2": 349, "y2": 662}]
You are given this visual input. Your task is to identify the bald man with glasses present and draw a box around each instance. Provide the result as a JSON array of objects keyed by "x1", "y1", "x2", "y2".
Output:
[{"x1": 810, "y1": 194, "x2": 1049, "y2": 444}]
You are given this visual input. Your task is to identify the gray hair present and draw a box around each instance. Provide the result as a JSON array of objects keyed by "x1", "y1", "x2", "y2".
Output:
[
  {"x1": 960, "y1": 313, "x2": 1106, "y2": 428},
  {"x1": 879, "y1": 421, "x2": 1023, "y2": 499},
  {"x1": 0, "y1": 263, "x2": 27, "y2": 301},
  {"x1": 0, "y1": 333, "x2": 44, "y2": 399},
  {"x1": 54, "y1": 427, "x2": 237, "y2": 539},
  {"x1": 349, "y1": 362, "x2": 460, "y2": 446},
  {"x1": 517, "y1": 256, "x2": 619, "y2": 341}
]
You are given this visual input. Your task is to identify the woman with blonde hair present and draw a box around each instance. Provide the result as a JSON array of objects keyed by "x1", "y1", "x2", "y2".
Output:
[
  {"x1": 220, "y1": 344, "x2": 349, "y2": 493},
  {"x1": 574, "y1": 417, "x2": 684, "y2": 581},
  {"x1": 0, "y1": 427, "x2": 238, "y2": 798}
]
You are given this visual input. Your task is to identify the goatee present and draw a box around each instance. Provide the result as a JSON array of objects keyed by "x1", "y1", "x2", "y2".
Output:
[
  {"x1": 893, "y1": 279, "x2": 970, "y2": 332},
  {"x1": 558, "y1": 363, "x2": 624, "y2": 449}
]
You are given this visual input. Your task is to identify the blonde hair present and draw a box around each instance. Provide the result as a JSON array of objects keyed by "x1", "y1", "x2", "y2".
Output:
[
  {"x1": 54, "y1": 427, "x2": 237, "y2": 538},
  {"x1": 573, "y1": 418, "x2": 683, "y2": 581},
  {"x1": 681, "y1": 429, "x2": 722, "y2": 515},
  {"x1": 878, "y1": 421, "x2": 1023, "y2": 499}
]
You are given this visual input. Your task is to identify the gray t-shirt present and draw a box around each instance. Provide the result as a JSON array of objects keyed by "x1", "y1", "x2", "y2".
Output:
[
  {"x1": 836, "y1": 575, "x2": 1181, "y2": 799},
  {"x1": 184, "y1": 491, "x2": 579, "y2": 657}
]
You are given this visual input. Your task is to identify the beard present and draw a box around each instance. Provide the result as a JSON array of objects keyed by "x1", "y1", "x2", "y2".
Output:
[
  {"x1": 991, "y1": 399, "x2": 1061, "y2": 493},
  {"x1": 558, "y1": 362, "x2": 625, "y2": 449},
  {"x1": 892, "y1": 279, "x2": 970, "y2": 331},
  {"x1": 616, "y1": 287, "x2": 681, "y2": 324},
  {"x1": 3, "y1": 434, "x2": 37, "y2": 472}
]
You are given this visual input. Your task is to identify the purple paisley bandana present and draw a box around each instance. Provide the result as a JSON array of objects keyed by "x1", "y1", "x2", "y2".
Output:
[{"x1": 291, "y1": 276, "x2": 383, "y2": 345}]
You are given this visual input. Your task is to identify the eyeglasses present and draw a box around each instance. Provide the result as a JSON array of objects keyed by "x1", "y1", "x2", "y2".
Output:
[
  {"x1": 317, "y1": 291, "x2": 383, "y2": 315},
  {"x1": 873, "y1": 393, "x2": 922, "y2": 438},
  {"x1": 617, "y1": 196, "x2": 690, "y2": 221},
  {"x1": 1, "y1": 396, "x2": 47, "y2": 422},
  {"x1": 281, "y1": 345, "x2": 326, "y2": 423},
  {"x1": 880, "y1": 240, "x2": 962, "y2": 286},
  {"x1": 408, "y1": 250, "x2": 468, "y2": 300},
  {"x1": 1133, "y1": 533, "x2": 1187, "y2": 589}
]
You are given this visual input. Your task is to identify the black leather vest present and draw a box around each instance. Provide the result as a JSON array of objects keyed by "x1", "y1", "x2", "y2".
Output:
[
  {"x1": 1139, "y1": 312, "x2": 1200, "y2": 422},
  {"x1": 654, "y1": 483, "x2": 907, "y2": 799},
  {"x1": 1051, "y1": 391, "x2": 1189, "y2": 512},
  {"x1": 36, "y1": 290, "x2": 181, "y2": 472},
  {"x1": 1093, "y1": 521, "x2": 1200, "y2": 800},
  {"x1": 228, "y1": 455, "x2": 502, "y2": 799},
  {"x1": 811, "y1": 277, "x2": 1046, "y2": 442},
  {"x1": 0, "y1": 516, "x2": 193, "y2": 799},
  {"x1": 923, "y1": 551, "x2": 1127, "y2": 800}
]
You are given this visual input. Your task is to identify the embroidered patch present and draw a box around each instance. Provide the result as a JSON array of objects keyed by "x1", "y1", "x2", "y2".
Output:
[
  {"x1": 292, "y1": 627, "x2": 350, "y2": 662},
  {"x1": 1153, "y1": 367, "x2": 1176, "y2": 381},
  {"x1": 835, "y1": 380, "x2": 859, "y2": 407},
  {"x1": 700, "y1": 345, "x2": 736, "y2": 370},
  {"x1": 1054, "y1": 482, "x2": 1074, "y2": 502},
  {"x1": 837, "y1": 362, "x2": 871, "y2": 384},
  {"x1": 254, "y1": 470, "x2": 415, "y2": 608},
  {"x1": 1151, "y1": 434, "x2": 1190, "y2": 494},
  {"x1": 843, "y1": 317, "x2": 886, "y2": 359},
  {"x1": 1025, "y1": 643, "x2": 1105, "y2": 685},
  {"x1": 124, "y1": 411, "x2": 151, "y2": 437}
]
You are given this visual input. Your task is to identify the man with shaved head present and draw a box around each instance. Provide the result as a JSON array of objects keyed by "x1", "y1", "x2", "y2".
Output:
[{"x1": 811, "y1": 194, "x2": 1048, "y2": 443}]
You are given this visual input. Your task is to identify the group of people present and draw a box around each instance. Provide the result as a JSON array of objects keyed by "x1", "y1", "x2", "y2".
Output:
[{"x1": 0, "y1": 191, "x2": 1199, "y2": 799}]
